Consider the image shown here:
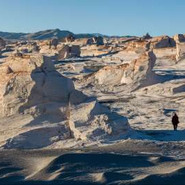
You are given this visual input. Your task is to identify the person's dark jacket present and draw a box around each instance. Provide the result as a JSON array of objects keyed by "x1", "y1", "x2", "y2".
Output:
[{"x1": 172, "y1": 114, "x2": 179, "y2": 125}]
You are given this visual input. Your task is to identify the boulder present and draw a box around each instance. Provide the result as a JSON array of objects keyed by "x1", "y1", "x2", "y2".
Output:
[
  {"x1": 49, "y1": 38, "x2": 59, "y2": 49},
  {"x1": 150, "y1": 36, "x2": 175, "y2": 48},
  {"x1": 176, "y1": 42, "x2": 185, "y2": 61},
  {"x1": 126, "y1": 40, "x2": 150, "y2": 53},
  {"x1": 74, "y1": 38, "x2": 94, "y2": 46},
  {"x1": 121, "y1": 51, "x2": 157, "y2": 88},
  {"x1": 91, "y1": 51, "x2": 157, "y2": 89},
  {"x1": 94, "y1": 64, "x2": 129, "y2": 85},
  {"x1": 142, "y1": 33, "x2": 152, "y2": 40},
  {"x1": 61, "y1": 34, "x2": 75, "y2": 43},
  {"x1": 74, "y1": 37, "x2": 104, "y2": 46},
  {"x1": 174, "y1": 34, "x2": 185, "y2": 43},
  {"x1": 92, "y1": 36, "x2": 104, "y2": 46},
  {"x1": 57, "y1": 45, "x2": 81, "y2": 60},
  {"x1": 0, "y1": 37, "x2": 6, "y2": 50}
]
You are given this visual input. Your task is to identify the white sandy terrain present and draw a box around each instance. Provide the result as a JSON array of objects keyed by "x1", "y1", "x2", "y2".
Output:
[{"x1": 1, "y1": 35, "x2": 185, "y2": 184}]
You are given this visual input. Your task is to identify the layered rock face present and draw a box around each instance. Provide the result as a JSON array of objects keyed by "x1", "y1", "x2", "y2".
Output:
[
  {"x1": 0, "y1": 54, "x2": 129, "y2": 148},
  {"x1": 90, "y1": 51, "x2": 157, "y2": 89}
]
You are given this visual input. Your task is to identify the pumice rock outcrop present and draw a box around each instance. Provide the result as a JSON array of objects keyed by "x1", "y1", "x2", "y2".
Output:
[
  {"x1": 176, "y1": 42, "x2": 185, "y2": 61},
  {"x1": 0, "y1": 53, "x2": 129, "y2": 149},
  {"x1": 57, "y1": 45, "x2": 81, "y2": 60},
  {"x1": 0, "y1": 54, "x2": 72, "y2": 117},
  {"x1": 122, "y1": 50, "x2": 157, "y2": 88},
  {"x1": 74, "y1": 36, "x2": 104, "y2": 46},
  {"x1": 0, "y1": 37, "x2": 6, "y2": 49},
  {"x1": 142, "y1": 33, "x2": 152, "y2": 40},
  {"x1": 150, "y1": 35, "x2": 176, "y2": 48},
  {"x1": 126, "y1": 40, "x2": 150, "y2": 53},
  {"x1": 174, "y1": 34, "x2": 185, "y2": 61},
  {"x1": 88, "y1": 51, "x2": 157, "y2": 89},
  {"x1": 92, "y1": 36, "x2": 104, "y2": 46},
  {"x1": 49, "y1": 38, "x2": 59, "y2": 49},
  {"x1": 174, "y1": 34, "x2": 185, "y2": 43}
]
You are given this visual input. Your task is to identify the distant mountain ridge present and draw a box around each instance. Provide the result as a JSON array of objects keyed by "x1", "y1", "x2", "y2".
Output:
[{"x1": 0, "y1": 29, "x2": 130, "y2": 40}]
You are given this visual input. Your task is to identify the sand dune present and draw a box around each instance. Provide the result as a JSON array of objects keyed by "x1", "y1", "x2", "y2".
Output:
[{"x1": 0, "y1": 148, "x2": 185, "y2": 185}]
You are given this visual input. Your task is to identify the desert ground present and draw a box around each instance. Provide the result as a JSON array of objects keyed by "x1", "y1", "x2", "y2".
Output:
[{"x1": 0, "y1": 31, "x2": 185, "y2": 184}]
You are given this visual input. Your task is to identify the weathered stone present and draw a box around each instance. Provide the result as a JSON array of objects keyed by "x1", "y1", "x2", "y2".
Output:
[
  {"x1": 57, "y1": 45, "x2": 81, "y2": 60},
  {"x1": 126, "y1": 40, "x2": 150, "y2": 53},
  {"x1": 61, "y1": 34, "x2": 75, "y2": 43},
  {"x1": 90, "y1": 51, "x2": 157, "y2": 89},
  {"x1": 150, "y1": 36, "x2": 175, "y2": 48},
  {"x1": 0, "y1": 54, "x2": 74, "y2": 117},
  {"x1": 49, "y1": 38, "x2": 59, "y2": 49},
  {"x1": 176, "y1": 42, "x2": 185, "y2": 61},
  {"x1": 142, "y1": 33, "x2": 152, "y2": 40},
  {"x1": 0, "y1": 37, "x2": 6, "y2": 49},
  {"x1": 174, "y1": 34, "x2": 185, "y2": 43},
  {"x1": 92, "y1": 36, "x2": 104, "y2": 46}
]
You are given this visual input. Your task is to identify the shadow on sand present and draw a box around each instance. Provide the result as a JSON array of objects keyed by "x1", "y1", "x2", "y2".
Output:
[
  {"x1": 0, "y1": 152, "x2": 183, "y2": 185},
  {"x1": 135, "y1": 129, "x2": 185, "y2": 141}
]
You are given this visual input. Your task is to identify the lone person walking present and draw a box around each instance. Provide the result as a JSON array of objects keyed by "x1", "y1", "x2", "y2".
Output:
[{"x1": 172, "y1": 112, "x2": 179, "y2": 131}]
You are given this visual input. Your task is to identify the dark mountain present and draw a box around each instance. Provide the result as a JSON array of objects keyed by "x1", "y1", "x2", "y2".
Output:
[
  {"x1": 0, "y1": 29, "x2": 74, "y2": 40},
  {"x1": 0, "y1": 31, "x2": 27, "y2": 40},
  {"x1": 25, "y1": 29, "x2": 74, "y2": 40},
  {"x1": 0, "y1": 29, "x2": 132, "y2": 40}
]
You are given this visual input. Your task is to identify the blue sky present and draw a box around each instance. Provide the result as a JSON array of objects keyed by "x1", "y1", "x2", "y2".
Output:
[{"x1": 0, "y1": 0, "x2": 184, "y2": 36}]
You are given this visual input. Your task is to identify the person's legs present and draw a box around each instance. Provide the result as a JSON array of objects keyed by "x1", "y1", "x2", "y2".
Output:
[
  {"x1": 174, "y1": 124, "x2": 177, "y2": 130},
  {"x1": 173, "y1": 123, "x2": 176, "y2": 130}
]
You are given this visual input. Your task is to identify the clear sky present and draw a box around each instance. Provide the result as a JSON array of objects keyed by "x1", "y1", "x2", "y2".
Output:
[{"x1": 0, "y1": 0, "x2": 184, "y2": 36}]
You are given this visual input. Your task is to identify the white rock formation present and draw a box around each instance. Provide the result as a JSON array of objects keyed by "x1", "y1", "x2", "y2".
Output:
[
  {"x1": 176, "y1": 43, "x2": 185, "y2": 61},
  {"x1": 126, "y1": 40, "x2": 150, "y2": 53},
  {"x1": 0, "y1": 54, "x2": 74, "y2": 117},
  {"x1": 94, "y1": 64, "x2": 129, "y2": 85},
  {"x1": 74, "y1": 37, "x2": 104, "y2": 46},
  {"x1": 57, "y1": 45, "x2": 80, "y2": 60},
  {"x1": 89, "y1": 51, "x2": 157, "y2": 89},
  {"x1": 0, "y1": 53, "x2": 129, "y2": 149}
]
